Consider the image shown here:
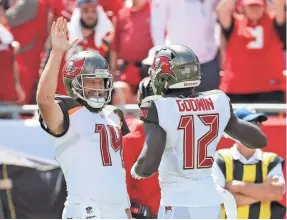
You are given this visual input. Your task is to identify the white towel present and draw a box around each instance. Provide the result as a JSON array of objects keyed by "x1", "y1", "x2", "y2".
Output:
[
  {"x1": 0, "y1": 24, "x2": 14, "y2": 45},
  {"x1": 69, "y1": 6, "x2": 113, "y2": 48}
]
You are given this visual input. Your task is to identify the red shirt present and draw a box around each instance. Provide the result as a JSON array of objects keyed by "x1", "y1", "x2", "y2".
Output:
[
  {"x1": 50, "y1": 0, "x2": 76, "y2": 21},
  {"x1": 123, "y1": 120, "x2": 160, "y2": 215},
  {"x1": 56, "y1": 32, "x2": 110, "y2": 95},
  {"x1": 220, "y1": 13, "x2": 285, "y2": 94},
  {"x1": 111, "y1": 2, "x2": 153, "y2": 62},
  {"x1": 99, "y1": 0, "x2": 124, "y2": 16},
  {"x1": 0, "y1": 40, "x2": 17, "y2": 101},
  {"x1": 50, "y1": 0, "x2": 123, "y2": 21}
]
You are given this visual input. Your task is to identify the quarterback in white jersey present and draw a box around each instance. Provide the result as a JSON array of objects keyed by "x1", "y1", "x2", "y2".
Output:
[
  {"x1": 37, "y1": 17, "x2": 131, "y2": 219},
  {"x1": 131, "y1": 45, "x2": 267, "y2": 219}
]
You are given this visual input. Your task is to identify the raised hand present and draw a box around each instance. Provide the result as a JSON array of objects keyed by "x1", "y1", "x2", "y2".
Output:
[{"x1": 51, "y1": 17, "x2": 79, "y2": 53}]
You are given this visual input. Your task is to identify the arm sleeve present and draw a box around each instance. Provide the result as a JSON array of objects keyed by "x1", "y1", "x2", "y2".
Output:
[
  {"x1": 5, "y1": 0, "x2": 38, "y2": 27},
  {"x1": 220, "y1": 16, "x2": 235, "y2": 41},
  {"x1": 38, "y1": 96, "x2": 81, "y2": 137},
  {"x1": 273, "y1": 19, "x2": 286, "y2": 50},
  {"x1": 38, "y1": 99, "x2": 70, "y2": 138},
  {"x1": 139, "y1": 98, "x2": 159, "y2": 125}
]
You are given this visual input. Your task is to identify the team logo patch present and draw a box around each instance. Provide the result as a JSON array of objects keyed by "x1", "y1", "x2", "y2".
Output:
[
  {"x1": 139, "y1": 109, "x2": 148, "y2": 119},
  {"x1": 165, "y1": 206, "x2": 172, "y2": 214},
  {"x1": 152, "y1": 56, "x2": 177, "y2": 79},
  {"x1": 64, "y1": 58, "x2": 85, "y2": 79}
]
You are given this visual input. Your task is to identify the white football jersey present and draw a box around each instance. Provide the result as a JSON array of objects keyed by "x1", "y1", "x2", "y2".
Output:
[
  {"x1": 144, "y1": 90, "x2": 231, "y2": 207},
  {"x1": 39, "y1": 97, "x2": 130, "y2": 210}
]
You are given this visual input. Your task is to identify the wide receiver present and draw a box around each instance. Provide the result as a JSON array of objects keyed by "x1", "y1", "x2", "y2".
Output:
[
  {"x1": 37, "y1": 17, "x2": 131, "y2": 219},
  {"x1": 131, "y1": 45, "x2": 267, "y2": 219}
]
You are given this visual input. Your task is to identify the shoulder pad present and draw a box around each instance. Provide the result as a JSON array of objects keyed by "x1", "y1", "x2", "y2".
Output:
[
  {"x1": 55, "y1": 95, "x2": 82, "y2": 111},
  {"x1": 139, "y1": 95, "x2": 161, "y2": 124},
  {"x1": 200, "y1": 89, "x2": 226, "y2": 96},
  {"x1": 141, "y1": 95, "x2": 163, "y2": 104}
]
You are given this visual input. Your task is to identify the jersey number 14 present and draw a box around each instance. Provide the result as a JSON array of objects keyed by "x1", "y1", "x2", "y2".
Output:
[
  {"x1": 95, "y1": 124, "x2": 123, "y2": 166},
  {"x1": 178, "y1": 114, "x2": 219, "y2": 170}
]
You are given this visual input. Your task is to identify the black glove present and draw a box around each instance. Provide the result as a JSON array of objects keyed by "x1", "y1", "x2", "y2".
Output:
[{"x1": 130, "y1": 201, "x2": 157, "y2": 219}]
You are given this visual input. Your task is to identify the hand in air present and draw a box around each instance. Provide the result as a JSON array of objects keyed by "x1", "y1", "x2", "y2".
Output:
[{"x1": 50, "y1": 17, "x2": 79, "y2": 53}]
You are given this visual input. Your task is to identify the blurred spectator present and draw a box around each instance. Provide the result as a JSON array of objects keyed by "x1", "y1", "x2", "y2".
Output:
[
  {"x1": 0, "y1": 0, "x2": 50, "y2": 104},
  {"x1": 49, "y1": 0, "x2": 123, "y2": 22},
  {"x1": 42, "y1": 0, "x2": 114, "y2": 95},
  {"x1": 110, "y1": 81, "x2": 137, "y2": 127},
  {"x1": 99, "y1": 0, "x2": 124, "y2": 17},
  {"x1": 0, "y1": 24, "x2": 25, "y2": 105},
  {"x1": 111, "y1": 81, "x2": 136, "y2": 106},
  {"x1": 110, "y1": 0, "x2": 153, "y2": 92},
  {"x1": 213, "y1": 107, "x2": 286, "y2": 219},
  {"x1": 123, "y1": 77, "x2": 160, "y2": 219},
  {"x1": 151, "y1": 0, "x2": 221, "y2": 92},
  {"x1": 217, "y1": 0, "x2": 286, "y2": 103}
]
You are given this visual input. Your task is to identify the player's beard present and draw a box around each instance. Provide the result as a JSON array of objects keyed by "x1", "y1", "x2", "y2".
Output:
[{"x1": 80, "y1": 18, "x2": 98, "y2": 30}]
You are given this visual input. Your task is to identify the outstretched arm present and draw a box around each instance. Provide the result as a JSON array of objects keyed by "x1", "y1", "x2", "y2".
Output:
[
  {"x1": 37, "y1": 17, "x2": 78, "y2": 136},
  {"x1": 131, "y1": 97, "x2": 166, "y2": 179},
  {"x1": 224, "y1": 104, "x2": 267, "y2": 149},
  {"x1": 131, "y1": 122, "x2": 166, "y2": 179}
]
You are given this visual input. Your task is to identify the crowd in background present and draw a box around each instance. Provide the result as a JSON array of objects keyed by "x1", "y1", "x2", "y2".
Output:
[
  {"x1": 0, "y1": 0, "x2": 286, "y2": 218},
  {"x1": 0, "y1": 0, "x2": 286, "y2": 112}
]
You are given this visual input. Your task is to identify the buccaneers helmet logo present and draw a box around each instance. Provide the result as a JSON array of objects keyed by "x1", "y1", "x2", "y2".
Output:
[
  {"x1": 152, "y1": 56, "x2": 177, "y2": 79},
  {"x1": 64, "y1": 58, "x2": 85, "y2": 79}
]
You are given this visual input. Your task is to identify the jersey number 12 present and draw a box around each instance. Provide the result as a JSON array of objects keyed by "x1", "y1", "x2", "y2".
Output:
[
  {"x1": 95, "y1": 124, "x2": 123, "y2": 166},
  {"x1": 178, "y1": 114, "x2": 219, "y2": 170}
]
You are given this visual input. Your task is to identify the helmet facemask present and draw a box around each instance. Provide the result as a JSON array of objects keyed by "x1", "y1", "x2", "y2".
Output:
[
  {"x1": 71, "y1": 69, "x2": 113, "y2": 109},
  {"x1": 148, "y1": 67, "x2": 172, "y2": 95}
]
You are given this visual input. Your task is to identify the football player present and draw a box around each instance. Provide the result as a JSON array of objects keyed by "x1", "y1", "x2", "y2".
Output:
[
  {"x1": 37, "y1": 17, "x2": 131, "y2": 219},
  {"x1": 131, "y1": 45, "x2": 267, "y2": 219}
]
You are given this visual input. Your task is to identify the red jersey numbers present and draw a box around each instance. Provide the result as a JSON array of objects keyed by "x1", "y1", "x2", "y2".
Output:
[
  {"x1": 95, "y1": 124, "x2": 123, "y2": 167},
  {"x1": 139, "y1": 109, "x2": 148, "y2": 119},
  {"x1": 177, "y1": 114, "x2": 219, "y2": 170}
]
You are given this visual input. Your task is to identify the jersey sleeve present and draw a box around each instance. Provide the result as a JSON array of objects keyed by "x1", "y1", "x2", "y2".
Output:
[
  {"x1": 38, "y1": 96, "x2": 81, "y2": 137},
  {"x1": 114, "y1": 108, "x2": 130, "y2": 136},
  {"x1": 6, "y1": 0, "x2": 38, "y2": 27},
  {"x1": 220, "y1": 16, "x2": 235, "y2": 41},
  {"x1": 139, "y1": 96, "x2": 160, "y2": 125},
  {"x1": 268, "y1": 155, "x2": 285, "y2": 173}
]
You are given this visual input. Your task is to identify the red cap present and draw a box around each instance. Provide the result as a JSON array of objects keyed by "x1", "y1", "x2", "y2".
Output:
[{"x1": 241, "y1": 0, "x2": 265, "y2": 6}]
